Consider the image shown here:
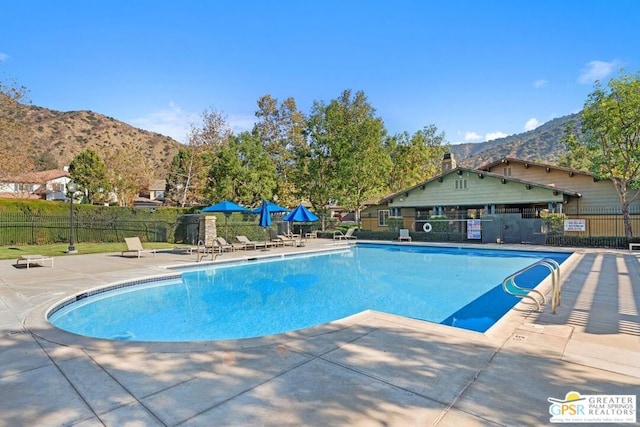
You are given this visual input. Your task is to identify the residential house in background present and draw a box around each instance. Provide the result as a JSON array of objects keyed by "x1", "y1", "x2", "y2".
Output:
[
  {"x1": 134, "y1": 179, "x2": 166, "y2": 208},
  {"x1": 361, "y1": 154, "x2": 637, "y2": 244},
  {"x1": 0, "y1": 169, "x2": 71, "y2": 200}
]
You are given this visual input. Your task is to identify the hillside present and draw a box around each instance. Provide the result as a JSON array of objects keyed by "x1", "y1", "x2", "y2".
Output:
[
  {"x1": 2, "y1": 101, "x2": 182, "y2": 177},
  {"x1": 450, "y1": 113, "x2": 580, "y2": 168},
  {"x1": 3, "y1": 98, "x2": 580, "y2": 180}
]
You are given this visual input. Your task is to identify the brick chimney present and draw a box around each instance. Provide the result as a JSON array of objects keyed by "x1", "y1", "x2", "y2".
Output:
[{"x1": 442, "y1": 153, "x2": 456, "y2": 173}]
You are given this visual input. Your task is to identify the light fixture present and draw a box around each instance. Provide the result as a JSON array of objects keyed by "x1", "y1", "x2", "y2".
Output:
[{"x1": 67, "y1": 181, "x2": 78, "y2": 254}]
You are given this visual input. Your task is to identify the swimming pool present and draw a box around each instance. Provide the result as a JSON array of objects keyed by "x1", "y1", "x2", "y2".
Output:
[{"x1": 48, "y1": 244, "x2": 570, "y2": 341}]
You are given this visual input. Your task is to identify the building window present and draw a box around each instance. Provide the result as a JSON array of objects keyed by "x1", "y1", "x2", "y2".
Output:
[
  {"x1": 454, "y1": 179, "x2": 468, "y2": 190},
  {"x1": 503, "y1": 167, "x2": 511, "y2": 176},
  {"x1": 378, "y1": 210, "x2": 390, "y2": 227},
  {"x1": 390, "y1": 207, "x2": 401, "y2": 217}
]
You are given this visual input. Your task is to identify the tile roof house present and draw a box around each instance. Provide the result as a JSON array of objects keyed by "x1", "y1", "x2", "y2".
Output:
[{"x1": 0, "y1": 169, "x2": 71, "y2": 200}]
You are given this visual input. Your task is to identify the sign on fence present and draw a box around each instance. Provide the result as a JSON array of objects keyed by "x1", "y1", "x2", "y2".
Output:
[
  {"x1": 467, "y1": 219, "x2": 482, "y2": 239},
  {"x1": 564, "y1": 219, "x2": 586, "y2": 232}
]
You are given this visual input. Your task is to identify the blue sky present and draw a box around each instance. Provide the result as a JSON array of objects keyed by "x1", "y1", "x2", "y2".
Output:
[{"x1": 1, "y1": 1, "x2": 638, "y2": 144}]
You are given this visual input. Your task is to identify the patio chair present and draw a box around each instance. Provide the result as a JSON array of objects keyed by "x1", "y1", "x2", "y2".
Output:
[
  {"x1": 121, "y1": 237, "x2": 156, "y2": 258},
  {"x1": 276, "y1": 234, "x2": 297, "y2": 246},
  {"x1": 398, "y1": 229, "x2": 412, "y2": 242},
  {"x1": 236, "y1": 235, "x2": 269, "y2": 250},
  {"x1": 15, "y1": 254, "x2": 54, "y2": 269},
  {"x1": 333, "y1": 227, "x2": 357, "y2": 241},
  {"x1": 305, "y1": 230, "x2": 318, "y2": 239},
  {"x1": 267, "y1": 229, "x2": 284, "y2": 247},
  {"x1": 215, "y1": 237, "x2": 237, "y2": 252}
]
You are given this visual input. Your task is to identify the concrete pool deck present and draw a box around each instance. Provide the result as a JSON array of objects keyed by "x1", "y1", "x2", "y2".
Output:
[{"x1": 0, "y1": 240, "x2": 638, "y2": 426}]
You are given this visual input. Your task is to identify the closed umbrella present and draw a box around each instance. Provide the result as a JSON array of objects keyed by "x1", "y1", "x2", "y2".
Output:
[
  {"x1": 201, "y1": 200, "x2": 249, "y2": 240},
  {"x1": 257, "y1": 200, "x2": 272, "y2": 250},
  {"x1": 283, "y1": 204, "x2": 319, "y2": 245},
  {"x1": 252, "y1": 199, "x2": 291, "y2": 236}
]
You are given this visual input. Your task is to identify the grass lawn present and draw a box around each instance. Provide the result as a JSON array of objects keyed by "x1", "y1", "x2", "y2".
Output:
[{"x1": 0, "y1": 242, "x2": 186, "y2": 260}]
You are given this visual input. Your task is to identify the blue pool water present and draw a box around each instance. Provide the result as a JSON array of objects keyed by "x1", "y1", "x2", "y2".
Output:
[{"x1": 48, "y1": 244, "x2": 570, "y2": 341}]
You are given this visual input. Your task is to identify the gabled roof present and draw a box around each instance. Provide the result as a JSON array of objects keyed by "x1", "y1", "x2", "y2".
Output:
[
  {"x1": 479, "y1": 157, "x2": 595, "y2": 178},
  {"x1": 10, "y1": 169, "x2": 70, "y2": 184},
  {"x1": 148, "y1": 179, "x2": 166, "y2": 191},
  {"x1": 381, "y1": 166, "x2": 581, "y2": 203}
]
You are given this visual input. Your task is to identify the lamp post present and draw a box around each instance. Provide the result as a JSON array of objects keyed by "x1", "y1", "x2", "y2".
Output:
[{"x1": 67, "y1": 180, "x2": 78, "y2": 254}]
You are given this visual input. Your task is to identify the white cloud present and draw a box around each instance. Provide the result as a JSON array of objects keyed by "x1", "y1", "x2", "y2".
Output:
[
  {"x1": 0, "y1": 52, "x2": 8, "y2": 62},
  {"x1": 485, "y1": 131, "x2": 508, "y2": 141},
  {"x1": 227, "y1": 114, "x2": 256, "y2": 134},
  {"x1": 464, "y1": 131, "x2": 483, "y2": 142},
  {"x1": 129, "y1": 102, "x2": 198, "y2": 143},
  {"x1": 533, "y1": 79, "x2": 548, "y2": 88},
  {"x1": 578, "y1": 60, "x2": 621, "y2": 84},
  {"x1": 524, "y1": 117, "x2": 540, "y2": 131}
]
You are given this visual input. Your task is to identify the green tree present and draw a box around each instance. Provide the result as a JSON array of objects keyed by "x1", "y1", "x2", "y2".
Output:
[
  {"x1": 385, "y1": 125, "x2": 449, "y2": 192},
  {"x1": 167, "y1": 109, "x2": 233, "y2": 206},
  {"x1": 293, "y1": 99, "x2": 337, "y2": 229},
  {"x1": 253, "y1": 95, "x2": 306, "y2": 206},
  {"x1": 565, "y1": 70, "x2": 640, "y2": 238},
  {"x1": 325, "y1": 90, "x2": 392, "y2": 227},
  {"x1": 69, "y1": 149, "x2": 109, "y2": 204},
  {"x1": 205, "y1": 131, "x2": 277, "y2": 207}
]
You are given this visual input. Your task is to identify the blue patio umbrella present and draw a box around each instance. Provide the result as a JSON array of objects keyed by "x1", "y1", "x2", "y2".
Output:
[
  {"x1": 201, "y1": 200, "x2": 249, "y2": 240},
  {"x1": 250, "y1": 200, "x2": 290, "y2": 214},
  {"x1": 284, "y1": 204, "x2": 319, "y2": 241},
  {"x1": 283, "y1": 204, "x2": 319, "y2": 223},
  {"x1": 258, "y1": 200, "x2": 272, "y2": 228},
  {"x1": 257, "y1": 200, "x2": 273, "y2": 250}
]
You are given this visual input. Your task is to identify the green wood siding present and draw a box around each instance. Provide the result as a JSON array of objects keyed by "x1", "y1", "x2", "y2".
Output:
[{"x1": 389, "y1": 171, "x2": 563, "y2": 208}]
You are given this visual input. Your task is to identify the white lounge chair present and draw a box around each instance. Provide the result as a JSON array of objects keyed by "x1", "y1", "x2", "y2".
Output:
[
  {"x1": 16, "y1": 254, "x2": 54, "y2": 269},
  {"x1": 276, "y1": 234, "x2": 297, "y2": 246},
  {"x1": 236, "y1": 235, "x2": 270, "y2": 250},
  {"x1": 334, "y1": 227, "x2": 357, "y2": 241},
  {"x1": 121, "y1": 237, "x2": 156, "y2": 258},
  {"x1": 216, "y1": 237, "x2": 241, "y2": 252},
  {"x1": 398, "y1": 229, "x2": 412, "y2": 242}
]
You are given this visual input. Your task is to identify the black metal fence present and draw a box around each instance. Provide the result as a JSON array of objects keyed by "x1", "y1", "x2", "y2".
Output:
[
  {"x1": 3, "y1": 207, "x2": 640, "y2": 249},
  {"x1": 362, "y1": 207, "x2": 640, "y2": 249},
  {"x1": 0, "y1": 212, "x2": 297, "y2": 246},
  {"x1": 0, "y1": 212, "x2": 177, "y2": 245}
]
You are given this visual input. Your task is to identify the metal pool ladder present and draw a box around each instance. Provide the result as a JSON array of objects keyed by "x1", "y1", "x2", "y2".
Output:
[{"x1": 502, "y1": 258, "x2": 561, "y2": 313}]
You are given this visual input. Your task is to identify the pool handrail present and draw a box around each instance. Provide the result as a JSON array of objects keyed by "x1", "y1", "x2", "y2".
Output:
[{"x1": 501, "y1": 257, "x2": 561, "y2": 313}]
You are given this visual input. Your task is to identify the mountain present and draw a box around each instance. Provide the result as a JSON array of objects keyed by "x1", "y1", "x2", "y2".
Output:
[
  {"x1": 3, "y1": 101, "x2": 182, "y2": 177},
  {"x1": 450, "y1": 113, "x2": 580, "y2": 169},
  {"x1": 5, "y1": 98, "x2": 579, "y2": 179}
]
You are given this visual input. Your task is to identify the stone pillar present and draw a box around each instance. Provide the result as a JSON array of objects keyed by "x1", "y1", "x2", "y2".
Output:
[{"x1": 199, "y1": 215, "x2": 218, "y2": 247}]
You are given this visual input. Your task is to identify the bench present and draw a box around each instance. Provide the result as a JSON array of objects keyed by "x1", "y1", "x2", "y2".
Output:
[
  {"x1": 629, "y1": 243, "x2": 640, "y2": 251},
  {"x1": 16, "y1": 255, "x2": 54, "y2": 269}
]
